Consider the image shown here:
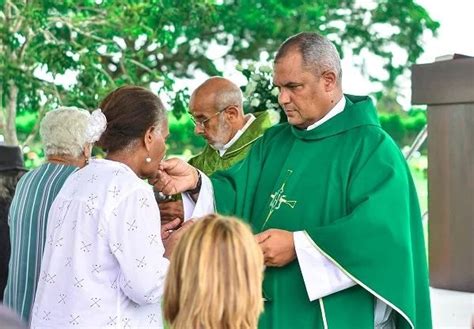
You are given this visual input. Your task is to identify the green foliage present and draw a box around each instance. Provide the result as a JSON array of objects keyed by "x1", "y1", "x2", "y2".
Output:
[
  {"x1": 166, "y1": 112, "x2": 206, "y2": 158},
  {"x1": 378, "y1": 108, "x2": 427, "y2": 149},
  {"x1": 171, "y1": 88, "x2": 190, "y2": 120},
  {"x1": 15, "y1": 111, "x2": 37, "y2": 136},
  {"x1": 1, "y1": 0, "x2": 438, "y2": 158},
  {"x1": 238, "y1": 62, "x2": 286, "y2": 123},
  {"x1": 23, "y1": 144, "x2": 44, "y2": 169},
  {"x1": 404, "y1": 108, "x2": 427, "y2": 133},
  {"x1": 380, "y1": 113, "x2": 406, "y2": 143}
]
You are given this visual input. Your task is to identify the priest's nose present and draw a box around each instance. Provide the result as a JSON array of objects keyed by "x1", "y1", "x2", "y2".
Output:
[{"x1": 278, "y1": 89, "x2": 290, "y2": 105}]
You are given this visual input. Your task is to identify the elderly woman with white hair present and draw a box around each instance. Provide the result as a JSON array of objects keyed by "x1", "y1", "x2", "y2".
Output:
[{"x1": 3, "y1": 107, "x2": 92, "y2": 323}]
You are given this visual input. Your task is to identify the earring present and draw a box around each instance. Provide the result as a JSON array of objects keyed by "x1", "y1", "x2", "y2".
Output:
[
  {"x1": 85, "y1": 157, "x2": 90, "y2": 165},
  {"x1": 145, "y1": 157, "x2": 151, "y2": 163}
]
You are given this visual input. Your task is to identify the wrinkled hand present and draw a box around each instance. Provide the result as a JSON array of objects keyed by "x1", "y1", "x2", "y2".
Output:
[
  {"x1": 153, "y1": 158, "x2": 198, "y2": 195},
  {"x1": 255, "y1": 229, "x2": 296, "y2": 267},
  {"x1": 162, "y1": 219, "x2": 194, "y2": 259},
  {"x1": 158, "y1": 200, "x2": 184, "y2": 225}
]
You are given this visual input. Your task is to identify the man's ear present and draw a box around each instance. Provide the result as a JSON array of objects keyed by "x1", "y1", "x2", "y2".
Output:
[
  {"x1": 224, "y1": 105, "x2": 240, "y2": 121},
  {"x1": 322, "y1": 71, "x2": 337, "y2": 92}
]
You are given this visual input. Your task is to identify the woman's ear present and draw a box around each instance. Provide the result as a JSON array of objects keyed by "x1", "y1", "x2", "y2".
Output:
[
  {"x1": 143, "y1": 126, "x2": 156, "y2": 151},
  {"x1": 83, "y1": 143, "x2": 92, "y2": 158},
  {"x1": 82, "y1": 143, "x2": 92, "y2": 166}
]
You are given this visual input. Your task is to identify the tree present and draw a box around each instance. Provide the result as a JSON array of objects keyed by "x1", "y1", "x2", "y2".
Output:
[
  {"x1": 1, "y1": 0, "x2": 439, "y2": 147},
  {"x1": 1, "y1": 0, "x2": 218, "y2": 145},
  {"x1": 379, "y1": 108, "x2": 427, "y2": 148}
]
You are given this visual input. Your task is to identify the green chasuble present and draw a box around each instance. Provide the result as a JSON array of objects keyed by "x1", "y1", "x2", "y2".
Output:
[
  {"x1": 211, "y1": 95, "x2": 431, "y2": 329},
  {"x1": 189, "y1": 111, "x2": 272, "y2": 176}
]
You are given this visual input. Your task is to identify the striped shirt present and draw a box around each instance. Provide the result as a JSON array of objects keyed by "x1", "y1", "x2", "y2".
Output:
[{"x1": 3, "y1": 163, "x2": 77, "y2": 322}]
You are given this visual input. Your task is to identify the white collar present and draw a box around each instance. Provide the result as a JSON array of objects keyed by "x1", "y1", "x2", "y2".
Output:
[
  {"x1": 306, "y1": 96, "x2": 346, "y2": 131},
  {"x1": 215, "y1": 114, "x2": 256, "y2": 156}
]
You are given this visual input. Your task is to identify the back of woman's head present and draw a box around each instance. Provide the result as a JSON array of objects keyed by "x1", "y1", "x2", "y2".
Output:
[
  {"x1": 97, "y1": 86, "x2": 166, "y2": 153},
  {"x1": 40, "y1": 106, "x2": 90, "y2": 157},
  {"x1": 164, "y1": 214, "x2": 264, "y2": 329}
]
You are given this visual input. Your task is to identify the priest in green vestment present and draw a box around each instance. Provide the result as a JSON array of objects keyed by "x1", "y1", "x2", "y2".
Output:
[
  {"x1": 155, "y1": 32, "x2": 431, "y2": 329},
  {"x1": 188, "y1": 77, "x2": 272, "y2": 177},
  {"x1": 158, "y1": 77, "x2": 272, "y2": 224}
]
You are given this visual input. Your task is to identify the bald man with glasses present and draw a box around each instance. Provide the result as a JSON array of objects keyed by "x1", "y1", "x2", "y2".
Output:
[
  {"x1": 188, "y1": 77, "x2": 272, "y2": 175},
  {"x1": 157, "y1": 76, "x2": 272, "y2": 224}
]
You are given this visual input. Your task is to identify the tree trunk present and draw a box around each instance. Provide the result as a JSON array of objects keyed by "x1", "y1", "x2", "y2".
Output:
[{"x1": 5, "y1": 80, "x2": 19, "y2": 146}]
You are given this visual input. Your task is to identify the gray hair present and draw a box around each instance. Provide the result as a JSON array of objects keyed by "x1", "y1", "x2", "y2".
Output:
[
  {"x1": 192, "y1": 77, "x2": 244, "y2": 113},
  {"x1": 275, "y1": 32, "x2": 342, "y2": 81},
  {"x1": 40, "y1": 106, "x2": 91, "y2": 158},
  {"x1": 214, "y1": 88, "x2": 243, "y2": 111}
]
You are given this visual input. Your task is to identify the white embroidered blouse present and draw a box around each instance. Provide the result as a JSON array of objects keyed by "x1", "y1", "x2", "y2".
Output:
[{"x1": 31, "y1": 159, "x2": 169, "y2": 328}]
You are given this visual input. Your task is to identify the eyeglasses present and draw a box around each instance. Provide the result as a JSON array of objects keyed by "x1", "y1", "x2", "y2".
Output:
[{"x1": 189, "y1": 106, "x2": 231, "y2": 129}]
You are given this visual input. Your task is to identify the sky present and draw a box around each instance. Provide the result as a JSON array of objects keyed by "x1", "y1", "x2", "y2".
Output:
[
  {"x1": 336, "y1": 0, "x2": 474, "y2": 108},
  {"x1": 413, "y1": 0, "x2": 474, "y2": 62}
]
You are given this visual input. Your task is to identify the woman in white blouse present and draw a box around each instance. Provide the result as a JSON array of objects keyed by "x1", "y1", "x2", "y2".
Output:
[{"x1": 31, "y1": 86, "x2": 189, "y2": 328}]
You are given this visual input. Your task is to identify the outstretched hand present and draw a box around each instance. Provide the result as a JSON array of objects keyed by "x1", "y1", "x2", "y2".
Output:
[{"x1": 152, "y1": 158, "x2": 199, "y2": 195}]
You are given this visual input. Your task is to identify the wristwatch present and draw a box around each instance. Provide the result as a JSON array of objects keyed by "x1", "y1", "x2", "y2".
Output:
[{"x1": 185, "y1": 169, "x2": 202, "y2": 195}]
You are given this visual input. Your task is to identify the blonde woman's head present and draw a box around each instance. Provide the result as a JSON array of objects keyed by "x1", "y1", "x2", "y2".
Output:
[{"x1": 164, "y1": 214, "x2": 264, "y2": 329}]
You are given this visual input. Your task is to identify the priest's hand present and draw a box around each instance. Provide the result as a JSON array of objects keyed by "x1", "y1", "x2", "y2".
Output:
[
  {"x1": 256, "y1": 229, "x2": 296, "y2": 267},
  {"x1": 153, "y1": 158, "x2": 199, "y2": 195}
]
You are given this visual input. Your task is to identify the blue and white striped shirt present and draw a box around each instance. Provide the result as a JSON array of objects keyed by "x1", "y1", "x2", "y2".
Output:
[{"x1": 3, "y1": 163, "x2": 76, "y2": 322}]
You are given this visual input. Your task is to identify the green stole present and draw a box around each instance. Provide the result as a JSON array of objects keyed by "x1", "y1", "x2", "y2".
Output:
[
  {"x1": 211, "y1": 95, "x2": 431, "y2": 329},
  {"x1": 189, "y1": 111, "x2": 272, "y2": 176}
]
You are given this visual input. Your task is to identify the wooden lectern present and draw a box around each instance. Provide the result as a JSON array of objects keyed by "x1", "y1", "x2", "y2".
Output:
[{"x1": 411, "y1": 56, "x2": 474, "y2": 292}]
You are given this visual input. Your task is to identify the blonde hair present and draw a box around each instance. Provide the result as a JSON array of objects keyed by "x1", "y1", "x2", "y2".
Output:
[
  {"x1": 40, "y1": 106, "x2": 90, "y2": 157},
  {"x1": 164, "y1": 214, "x2": 264, "y2": 329}
]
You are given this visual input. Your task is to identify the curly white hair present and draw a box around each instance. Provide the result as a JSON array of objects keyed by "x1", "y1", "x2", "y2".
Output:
[{"x1": 40, "y1": 106, "x2": 91, "y2": 158}]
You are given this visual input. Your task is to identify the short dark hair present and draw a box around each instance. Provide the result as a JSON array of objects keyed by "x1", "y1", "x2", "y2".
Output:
[
  {"x1": 275, "y1": 32, "x2": 342, "y2": 80},
  {"x1": 97, "y1": 86, "x2": 166, "y2": 153}
]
